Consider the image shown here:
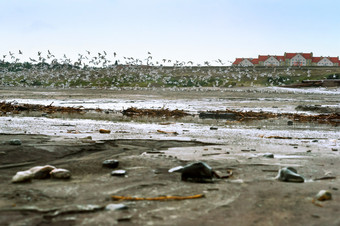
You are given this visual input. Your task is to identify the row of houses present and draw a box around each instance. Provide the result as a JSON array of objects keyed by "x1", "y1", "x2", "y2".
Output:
[{"x1": 233, "y1": 52, "x2": 340, "y2": 67}]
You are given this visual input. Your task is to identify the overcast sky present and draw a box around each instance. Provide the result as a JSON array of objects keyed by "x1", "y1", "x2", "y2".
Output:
[{"x1": 1, "y1": 0, "x2": 340, "y2": 65}]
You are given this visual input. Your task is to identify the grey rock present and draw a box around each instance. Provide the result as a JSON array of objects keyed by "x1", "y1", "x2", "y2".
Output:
[
  {"x1": 180, "y1": 162, "x2": 213, "y2": 182},
  {"x1": 276, "y1": 167, "x2": 304, "y2": 183},
  {"x1": 102, "y1": 159, "x2": 119, "y2": 169},
  {"x1": 9, "y1": 139, "x2": 22, "y2": 145},
  {"x1": 263, "y1": 153, "x2": 274, "y2": 158}
]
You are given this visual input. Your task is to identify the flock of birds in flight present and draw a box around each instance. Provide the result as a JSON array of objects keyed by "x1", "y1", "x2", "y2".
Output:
[{"x1": 0, "y1": 50, "x2": 303, "y2": 89}]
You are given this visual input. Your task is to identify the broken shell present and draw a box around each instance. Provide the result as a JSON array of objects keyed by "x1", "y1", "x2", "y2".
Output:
[
  {"x1": 168, "y1": 166, "x2": 184, "y2": 173},
  {"x1": 105, "y1": 204, "x2": 128, "y2": 211},
  {"x1": 180, "y1": 162, "x2": 214, "y2": 182},
  {"x1": 12, "y1": 170, "x2": 33, "y2": 183},
  {"x1": 29, "y1": 165, "x2": 56, "y2": 179},
  {"x1": 315, "y1": 190, "x2": 332, "y2": 201},
  {"x1": 50, "y1": 168, "x2": 71, "y2": 179},
  {"x1": 276, "y1": 167, "x2": 304, "y2": 183}
]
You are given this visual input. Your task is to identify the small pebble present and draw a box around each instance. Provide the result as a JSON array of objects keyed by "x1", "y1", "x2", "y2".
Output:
[
  {"x1": 99, "y1": 129, "x2": 111, "y2": 134},
  {"x1": 287, "y1": 121, "x2": 294, "y2": 126},
  {"x1": 315, "y1": 190, "x2": 332, "y2": 201},
  {"x1": 111, "y1": 170, "x2": 126, "y2": 176},
  {"x1": 241, "y1": 149, "x2": 250, "y2": 152},
  {"x1": 263, "y1": 153, "x2": 274, "y2": 158},
  {"x1": 210, "y1": 127, "x2": 218, "y2": 130},
  {"x1": 102, "y1": 159, "x2": 119, "y2": 169},
  {"x1": 9, "y1": 139, "x2": 22, "y2": 145},
  {"x1": 331, "y1": 148, "x2": 338, "y2": 152},
  {"x1": 307, "y1": 150, "x2": 312, "y2": 153},
  {"x1": 105, "y1": 204, "x2": 128, "y2": 211}
]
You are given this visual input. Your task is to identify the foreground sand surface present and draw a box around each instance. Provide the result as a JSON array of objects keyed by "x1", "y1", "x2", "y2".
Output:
[{"x1": 0, "y1": 87, "x2": 339, "y2": 225}]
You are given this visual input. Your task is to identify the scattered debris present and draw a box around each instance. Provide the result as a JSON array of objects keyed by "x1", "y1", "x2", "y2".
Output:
[
  {"x1": 0, "y1": 101, "x2": 85, "y2": 115},
  {"x1": 44, "y1": 204, "x2": 104, "y2": 218},
  {"x1": 202, "y1": 153, "x2": 221, "y2": 156},
  {"x1": 102, "y1": 159, "x2": 119, "y2": 169},
  {"x1": 146, "y1": 151, "x2": 165, "y2": 154},
  {"x1": 67, "y1": 129, "x2": 80, "y2": 134},
  {"x1": 296, "y1": 105, "x2": 340, "y2": 114},
  {"x1": 122, "y1": 107, "x2": 189, "y2": 118},
  {"x1": 111, "y1": 194, "x2": 205, "y2": 201},
  {"x1": 314, "y1": 176, "x2": 336, "y2": 181},
  {"x1": 199, "y1": 109, "x2": 340, "y2": 125},
  {"x1": 199, "y1": 112, "x2": 237, "y2": 120},
  {"x1": 111, "y1": 170, "x2": 126, "y2": 176},
  {"x1": 265, "y1": 136, "x2": 292, "y2": 139},
  {"x1": 157, "y1": 130, "x2": 178, "y2": 135},
  {"x1": 99, "y1": 129, "x2": 111, "y2": 134},
  {"x1": 276, "y1": 167, "x2": 304, "y2": 183},
  {"x1": 241, "y1": 149, "x2": 251, "y2": 152}
]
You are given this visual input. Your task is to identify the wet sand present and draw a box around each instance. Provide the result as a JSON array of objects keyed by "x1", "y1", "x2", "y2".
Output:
[{"x1": 0, "y1": 87, "x2": 339, "y2": 225}]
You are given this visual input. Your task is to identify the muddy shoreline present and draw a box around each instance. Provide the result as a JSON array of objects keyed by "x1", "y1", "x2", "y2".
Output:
[{"x1": 0, "y1": 87, "x2": 339, "y2": 225}]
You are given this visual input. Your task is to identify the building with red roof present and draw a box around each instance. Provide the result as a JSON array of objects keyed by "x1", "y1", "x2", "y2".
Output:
[{"x1": 232, "y1": 52, "x2": 339, "y2": 67}]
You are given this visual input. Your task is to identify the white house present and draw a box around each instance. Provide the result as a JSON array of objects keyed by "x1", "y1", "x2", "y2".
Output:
[
  {"x1": 317, "y1": 57, "x2": 335, "y2": 66},
  {"x1": 238, "y1": 59, "x2": 254, "y2": 67},
  {"x1": 290, "y1": 54, "x2": 307, "y2": 66},
  {"x1": 264, "y1": 56, "x2": 280, "y2": 66}
]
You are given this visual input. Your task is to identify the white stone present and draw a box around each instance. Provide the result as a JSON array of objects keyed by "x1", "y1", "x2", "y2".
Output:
[
  {"x1": 29, "y1": 165, "x2": 56, "y2": 179},
  {"x1": 12, "y1": 170, "x2": 33, "y2": 183},
  {"x1": 50, "y1": 168, "x2": 71, "y2": 179}
]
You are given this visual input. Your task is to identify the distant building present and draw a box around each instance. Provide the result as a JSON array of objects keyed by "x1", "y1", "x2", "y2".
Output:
[{"x1": 233, "y1": 52, "x2": 340, "y2": 66}]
